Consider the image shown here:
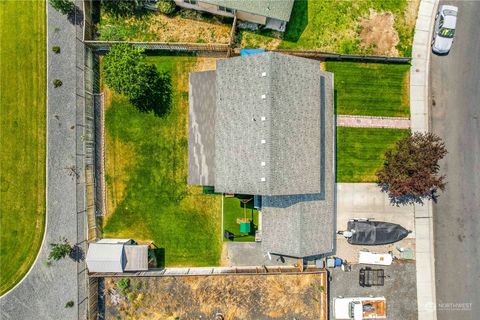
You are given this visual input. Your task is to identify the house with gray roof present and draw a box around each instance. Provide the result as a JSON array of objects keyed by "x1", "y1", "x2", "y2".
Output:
[
  {"x1": 188, "y1": 52, "x2": 335, "y2": 258},
  {"x1": 174, "y1": 0, "x2": 294, "y2": 31}
]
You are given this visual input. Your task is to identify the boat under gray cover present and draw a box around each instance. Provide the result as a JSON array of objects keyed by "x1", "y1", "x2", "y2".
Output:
[{"x1": 347, "y1": 220, "x2": 410, "y2": 245}]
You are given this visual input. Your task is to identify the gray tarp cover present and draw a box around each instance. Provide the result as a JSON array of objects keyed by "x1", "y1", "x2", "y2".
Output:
[{"x1": 347, "y1": 220, "x2": 410, "y2": 245}]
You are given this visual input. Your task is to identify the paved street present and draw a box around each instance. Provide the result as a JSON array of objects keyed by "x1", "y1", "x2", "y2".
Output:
[{"x1": 430, "y1": 1, "x2": 480, "y2": 319}]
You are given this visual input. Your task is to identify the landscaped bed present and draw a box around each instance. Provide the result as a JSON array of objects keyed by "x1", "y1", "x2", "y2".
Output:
[
  {"x1": 336, "y1": 127, "x2": 410, "y2": 182},
  {"x1": 223, "y1": 196, "x2": 259, "y2": 242},
  {"x1": 96, "y1": 8, "x2": 231, "y2": 43},
  {"x1": 103, "y1": 56, "x2": 222, "y2": 267},
  {"x1": 238, "y1": 0, "x2": 419, "y2": 56},
  {"x1": 105, "y1": 273, "x2": 328, "y2": 319},
  {"x1": 326, "y1": 61, "x2": 410, "y2": 118},
  {"x1": 0, "y1": 0, "x2": 46, "y2": 295}
]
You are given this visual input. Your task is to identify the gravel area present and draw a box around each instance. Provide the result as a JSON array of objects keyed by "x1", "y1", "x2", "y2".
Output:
[
  {"x1": 0, "y1": 2, "x2": 88, "y2": 319},
  {"x1": 329, "y1": 262, "x2": 418, "y2": 320}
]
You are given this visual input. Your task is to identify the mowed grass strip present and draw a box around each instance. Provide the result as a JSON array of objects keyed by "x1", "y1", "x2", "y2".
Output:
[
  {"x1": 336, "y1": 127, "x2": 410, "y2": 182},
  {"x1": 326, "y1": 61, "x2": 410, "y2": 117},
  {"x1": 103, "y1": 56, "x2": 222, "y2": 267},
  {"x1": 0, "y1": 0, "x2": 46, "y2": 295}
]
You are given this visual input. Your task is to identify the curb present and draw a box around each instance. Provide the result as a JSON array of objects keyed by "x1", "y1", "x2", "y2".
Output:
[{"x1": 410, "y1": 0, "x2": 439, "y2": 319}]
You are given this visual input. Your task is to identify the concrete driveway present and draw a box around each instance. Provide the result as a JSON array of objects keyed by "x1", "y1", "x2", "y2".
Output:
[{"x1": 336, "y1": 183, "x2": 416, "y2": 263}]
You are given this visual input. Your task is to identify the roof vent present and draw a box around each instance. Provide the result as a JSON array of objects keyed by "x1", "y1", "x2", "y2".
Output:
[
  {"x1": 261, "y1": 72, "x2": 267, "y2": 77},
  {"x1": 261, "y1": 161, "x2": 266, "y2": 166},
  {"x1": 261, "y1": 139, "x2": 266, "y2": 144},
  {"x1": 261, "y1": 116, "x2": 266, "y2": 121},
  {"x1": 261, "y1": 177, "x2": 266, "y2": 182},
  {"x1": 261, "y1": 94, "x2": 266, "y2": 99}
]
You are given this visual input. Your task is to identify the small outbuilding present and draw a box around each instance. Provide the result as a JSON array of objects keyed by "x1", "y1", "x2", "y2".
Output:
[{"x1": 86, "y1": 239, "x2": 148, "y2": 273}]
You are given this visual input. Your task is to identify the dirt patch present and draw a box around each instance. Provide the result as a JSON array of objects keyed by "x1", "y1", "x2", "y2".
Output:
[
  {"x1": 194, "y1": 57, "x2": 218, "y2": 72},
  {"x1": 105, "y1": 273, "x2": 327, "y2": 319},
  {"x1": 359, "y1": 10, "x2": 400, "y2": 56}
]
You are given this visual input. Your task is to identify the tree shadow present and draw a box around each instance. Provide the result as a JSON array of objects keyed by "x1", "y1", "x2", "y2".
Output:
[
  {"x1": 380, "y1": 184, "x2": 441, "y2": 206},
  {"x1": 69, "y1": 244, "x2": 85, "y2": 262},
  {"x1": 67, "y1": 5, "x2": 84, "y2": 26},
  {"x1": 283, "y1": 0, "x2": 308, "y2": 43}
]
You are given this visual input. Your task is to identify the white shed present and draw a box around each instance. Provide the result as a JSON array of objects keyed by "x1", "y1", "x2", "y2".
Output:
[{"x1": 86, "y1": 239, "x2": 148, "y2": 273}]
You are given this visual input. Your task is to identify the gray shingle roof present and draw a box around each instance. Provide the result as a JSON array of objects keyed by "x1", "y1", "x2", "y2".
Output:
[
  {"x1": 202, "y1": 0, "x2": 294, "y2": 21},
  {"x1": 214, "y1": 53, "x2": 323, "y2": 196},
  {"x1": 187, "y1": 53, "x2": 335, "y2": 257},
  {"x1": 188, "y1": 71, "x2": 216, "y2": 186},
  {"x1": 261, "y1": 73, "x2": 335, "y2": 257}
]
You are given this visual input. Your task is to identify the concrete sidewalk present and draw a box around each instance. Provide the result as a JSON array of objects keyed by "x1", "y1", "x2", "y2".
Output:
[{"x1": 410, "y1": 0, "x2": 439, "y2": 319}]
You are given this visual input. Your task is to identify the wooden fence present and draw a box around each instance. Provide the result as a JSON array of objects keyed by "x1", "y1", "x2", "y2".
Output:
[{"x1": 89, "y1": 265, "x2": 327, "y2": 278}]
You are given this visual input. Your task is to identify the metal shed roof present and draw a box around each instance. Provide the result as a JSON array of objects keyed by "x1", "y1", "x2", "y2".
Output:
[{"x1": 86, "y1": 243, "x2": 125, "y2": 273}]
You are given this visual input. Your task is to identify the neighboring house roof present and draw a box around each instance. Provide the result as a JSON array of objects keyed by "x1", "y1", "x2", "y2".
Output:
[
  {"x1": 86, "y1": 239, "x2": 149, "y2": 272},
  {"x1": 86, "y1": 243, "x2": 125, "y2": 273},
  {"x1": 188, "y1": 71, "x2": 216, "y2": 186},
  {"x1": 202, "y1": 0, "x2": 295, "y2": 21},
  {"x1": 214, "y1": 53, "x2": 323, "y2": 196}
]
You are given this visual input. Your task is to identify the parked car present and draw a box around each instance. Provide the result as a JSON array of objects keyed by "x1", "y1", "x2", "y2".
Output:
[
  {"x1": 334, "y1": 297, "x2": 387, "y2": 320},
  {"x1": 432, "y1": 5, "x2": 458, "y2": 54}
]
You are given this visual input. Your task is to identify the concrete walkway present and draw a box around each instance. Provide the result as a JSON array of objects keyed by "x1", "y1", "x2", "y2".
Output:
[
  {"x1": 337, "y1": 115, "x2": 410, "y2": 129},
  {"x1": 410, "y1": 0, "x2": 439, "y2": 319},
  {"x1": 0, "y1": 2, "x2": 88, "y2": 319}
]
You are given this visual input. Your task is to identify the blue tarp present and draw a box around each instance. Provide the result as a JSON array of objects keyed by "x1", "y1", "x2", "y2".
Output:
[{"x1": 240, "y1": 49, "x2": 266, "y2": 56}]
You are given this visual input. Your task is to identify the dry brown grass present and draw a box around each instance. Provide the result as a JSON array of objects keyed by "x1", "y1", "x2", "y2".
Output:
[
  {"x1": 360, "y1": 10, "x2": 400, "y2": 56},
  {"x1": 105, "y1": 273, "x2": 327, "y2": 320}
]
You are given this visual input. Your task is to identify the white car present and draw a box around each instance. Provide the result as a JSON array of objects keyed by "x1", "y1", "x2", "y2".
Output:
[{"x1": 432, "y1": 5, "x2": 458, "y2": 54}]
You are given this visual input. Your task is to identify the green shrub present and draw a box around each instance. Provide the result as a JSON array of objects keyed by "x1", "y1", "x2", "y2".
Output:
[
  {"x1": 53, "y1": 79, "x2": 63, "y2": 88},
  {"x1": 102, "y1": 0, "x2": 147, "y2": 17},
  {"x1": 49, "y1": 0, "x2": 74, "y2": 15},
  {"x1": 52, "y1": 46, "x2": 60, "y2": 54},
  {"x1": 116, "y1": 278, "x2": 130, "y2": 295},
  {"x1": 65, "y1": 300, "x2": 74, "y2": 308},
  {"x1": 157, "y1": 0, "x2": 176, "y2": 15},
  {"x1": 48, "y1": 237, "x2": 71, "y2": 260}
]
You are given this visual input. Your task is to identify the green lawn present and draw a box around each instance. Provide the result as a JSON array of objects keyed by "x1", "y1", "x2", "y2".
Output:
[
  {"x1": 0, "y1": 0, "x2": 46, "y2": 295},
  {"x1": 336, "y1": 127, "x2": 410, "y2": 182},
  {"x1": 223, "y1": 196, "x2": 258, "y2": 242},
  {"x1": 239, "y1": 0, "x2": 417, "y2": 56},
  {"x1": 103, "y1": 56, "x2": 222, "y2": 267},
  {"x1": 326, "y1": 61, "x2": 410, "y2": 117}
]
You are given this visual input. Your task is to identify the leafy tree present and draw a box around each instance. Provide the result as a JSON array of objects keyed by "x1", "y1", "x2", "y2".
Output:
[
  {"x1": 48, "y1": 237, "x2": 73, "y2": 261},
  {"x1": 49, "y1": 0, "x2": 75, "y2": 14},
  {"x1": 102, "y1": 44, "x2": 172, "y2": 116},
  {"x1": 157, "y1": 0, "x2": 176, "y2": 15},
  {"x1": 102, "y1": 0, "x2": 147, "y2": 17},
  {"x1": 377, "y1": 132, "x2": 447, "y2": 205}
]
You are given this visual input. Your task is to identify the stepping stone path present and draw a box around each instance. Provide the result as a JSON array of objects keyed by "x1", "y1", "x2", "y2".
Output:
[{"x1": 336, "y1": 115, "x2": 410, "y2": 129}]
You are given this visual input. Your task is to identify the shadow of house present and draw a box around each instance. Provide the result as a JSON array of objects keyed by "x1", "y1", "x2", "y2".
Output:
[{"x1": 283, "y1": 0, "x2": 308, "y2": 42}]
